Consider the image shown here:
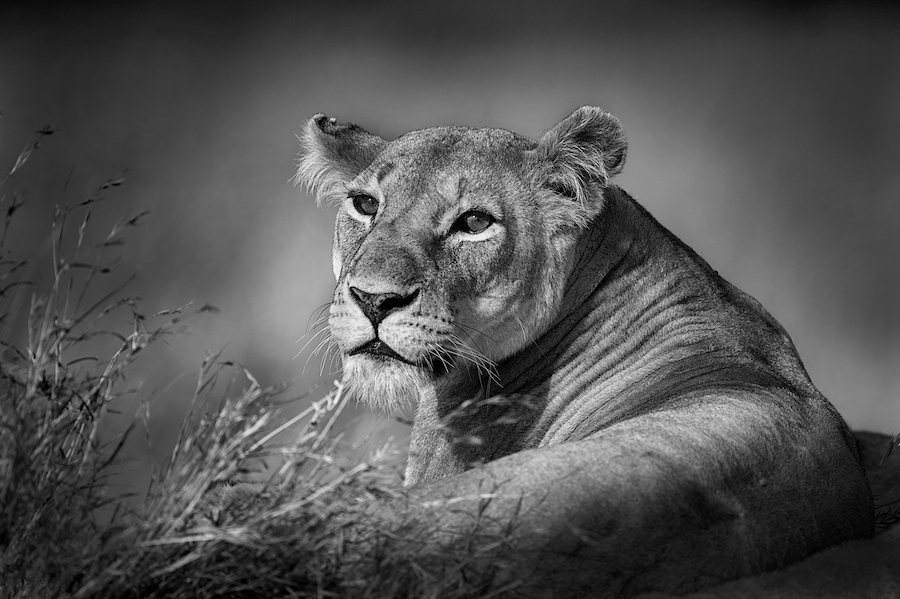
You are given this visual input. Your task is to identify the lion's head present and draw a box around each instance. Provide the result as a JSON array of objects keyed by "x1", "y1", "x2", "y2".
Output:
[{"x1": 295, "y1": 107, "x2": 626, "y2": 411}]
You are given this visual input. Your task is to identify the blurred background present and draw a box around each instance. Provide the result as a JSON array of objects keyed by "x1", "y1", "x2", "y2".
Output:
[{"x1": 1, "y1": 1, "x2": 898, "y2": 496}]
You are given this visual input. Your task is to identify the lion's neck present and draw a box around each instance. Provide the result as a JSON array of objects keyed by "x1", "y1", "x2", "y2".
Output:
[
  {"x1": 406, "y1": 189, "x2": 729, "y2": 485},
  {"x1": 497, "y1": 189, "x2": 674, "y2": 438}
]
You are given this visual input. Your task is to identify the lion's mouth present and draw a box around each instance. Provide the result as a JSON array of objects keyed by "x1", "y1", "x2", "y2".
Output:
[
  {"x1": 347, "y1": 339, "x2": 451, "y2": 377},
  {"x1": 349, "y1": 339, "x2": 412, "y2": 364}
]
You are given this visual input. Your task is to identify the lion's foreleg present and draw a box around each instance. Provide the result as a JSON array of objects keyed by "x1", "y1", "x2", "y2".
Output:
[{"x1": 394, "y1": 399, "x2": 873, "y2": 597}]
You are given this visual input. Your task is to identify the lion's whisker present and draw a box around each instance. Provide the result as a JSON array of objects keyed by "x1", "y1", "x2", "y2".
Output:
[
  {"x1": 305, "y1": 302, "x2": 332, "y2": 332},
  {"x1": 295, "y1": 325, "x2": 332, "y2": 359},
  {"x1": 431, "y1": 343, "x2": 455, "y2": 374},
  {"x1": 301, "y1": 331, "x2": 336, "y2": 376},
  {"x1": 443, "y1": 334, "x2": 500, "y2": 387},
  {"x1": 455, "y1": 321, "x2": 499, "y2": 346},
  {"x1": 323, "y1": 342, "x2": 341, "y2": 377}
]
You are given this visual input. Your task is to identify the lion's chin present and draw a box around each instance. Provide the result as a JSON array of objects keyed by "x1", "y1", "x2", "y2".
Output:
[{"x1": 341, "y1": 354, "x2": 432, "y2": 413}]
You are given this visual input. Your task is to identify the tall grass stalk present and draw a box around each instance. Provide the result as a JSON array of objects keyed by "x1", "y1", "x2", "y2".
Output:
[{"x1": 0, "y1": 124, "x2": 507, "y2": 599}]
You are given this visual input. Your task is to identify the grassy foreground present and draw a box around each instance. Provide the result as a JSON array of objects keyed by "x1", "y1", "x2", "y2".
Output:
[{"x1": 0, "y1": 126, "x2": 520, "y2": 599}]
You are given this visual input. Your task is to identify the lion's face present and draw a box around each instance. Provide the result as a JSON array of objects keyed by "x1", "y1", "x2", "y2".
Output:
[
  {"x1": 329, "y1": 129, "x2": 562, "y2": 410},
  {"x1": 297, "y1": 109, "x2": 627, "y2": 410}
]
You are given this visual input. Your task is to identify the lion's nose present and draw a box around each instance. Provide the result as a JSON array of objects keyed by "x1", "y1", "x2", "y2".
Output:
[{"x1": 349, "y1": 286, "x2": 420, "y2": 327}]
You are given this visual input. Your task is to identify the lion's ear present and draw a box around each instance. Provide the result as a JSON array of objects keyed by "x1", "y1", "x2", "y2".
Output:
[
  {"x1": 533, "y1": 107, "x2": 627, "y2": 221},
  {"x1": 295, "y1": 115, "x2": 386, "y2": 206}
]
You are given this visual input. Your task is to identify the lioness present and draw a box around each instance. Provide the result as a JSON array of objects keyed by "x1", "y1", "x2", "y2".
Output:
[{"x1": 296, "y1": 107, "x2": 875, "y2": 597}]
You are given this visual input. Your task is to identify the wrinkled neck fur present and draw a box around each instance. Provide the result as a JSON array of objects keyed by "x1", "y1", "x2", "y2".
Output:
[
  {"x1": 500, "y1": 188, "x2": 650, "y2": 396},
  {"x1": 558, "y1": 188, "x2": 640, "y2": 331}
]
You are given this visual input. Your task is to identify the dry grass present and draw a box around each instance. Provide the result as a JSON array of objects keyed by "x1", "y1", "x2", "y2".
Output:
[{"x1": 0, "y1": 125, "x2": 520, "y2": 599}]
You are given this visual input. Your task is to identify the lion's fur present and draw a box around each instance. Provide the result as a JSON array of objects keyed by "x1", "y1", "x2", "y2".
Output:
[{"x1": 295, "y1": 107, "x2": 878, "y2": 596}]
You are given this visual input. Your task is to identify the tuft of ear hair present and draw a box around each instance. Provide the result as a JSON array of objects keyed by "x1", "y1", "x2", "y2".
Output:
[
  {"x1": 294, "y1": 115, "x2": 386, "y2": 207},
  {"x1": 533, "y1": 106, "x2": 627, "y2": 223}
]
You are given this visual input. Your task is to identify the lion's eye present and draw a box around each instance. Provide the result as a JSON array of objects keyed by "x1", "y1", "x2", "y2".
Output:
[
  {"x1": 351, "y1": 194, "x2": 379, "y2": 216},
  {"x1": 453, "y1": 210, "x2": 494, "y2": 235}
]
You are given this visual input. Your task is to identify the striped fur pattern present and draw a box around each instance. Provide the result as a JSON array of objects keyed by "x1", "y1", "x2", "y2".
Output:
[{"x1": 295, "y1": 107, "x2": 875, "y2": 596}]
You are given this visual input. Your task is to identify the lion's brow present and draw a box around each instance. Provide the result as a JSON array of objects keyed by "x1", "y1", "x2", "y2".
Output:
[
  {"x1": 431, "y1": 173, "x2": 468, "y2": 204},
  {"x1": 376, "y1": 162, "x2": 395, "y2": 184},
  {"x1": 455, "y1": 175, "x2": 470, "y2": 201}
]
